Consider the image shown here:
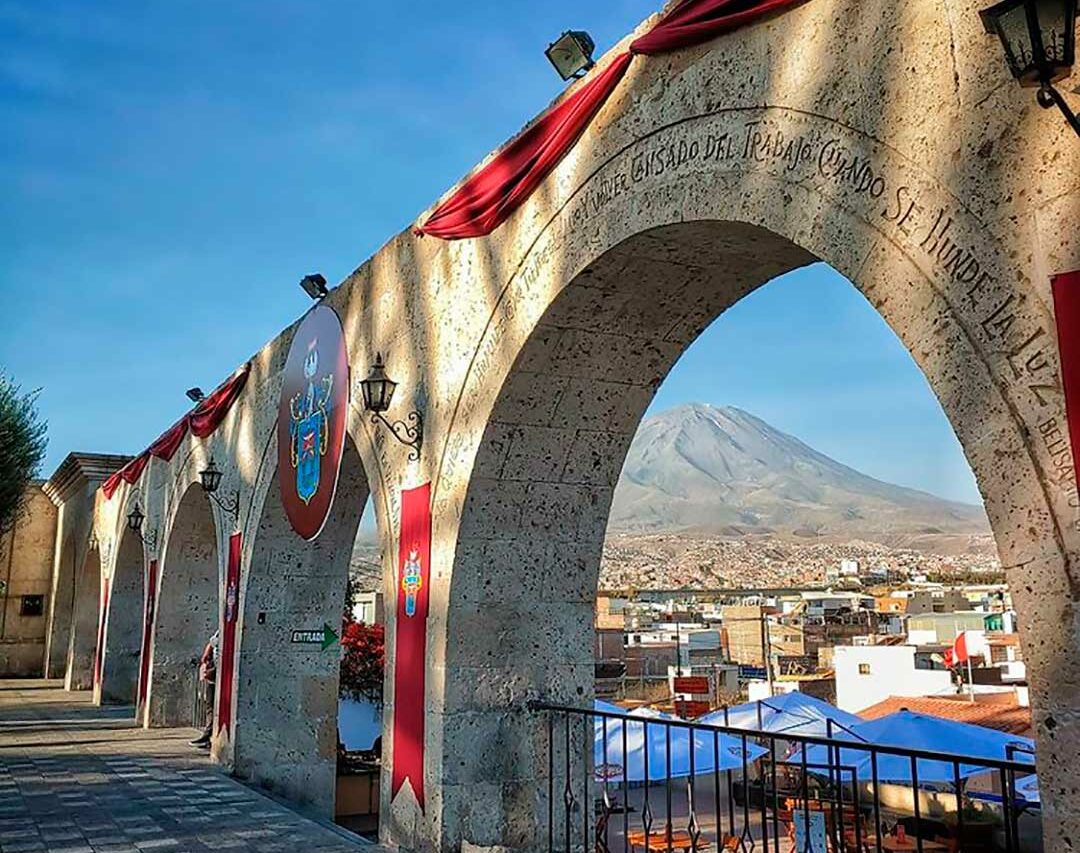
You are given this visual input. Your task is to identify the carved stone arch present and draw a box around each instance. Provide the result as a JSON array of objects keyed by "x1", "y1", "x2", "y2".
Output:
[
  {"x1": 421, "y1": 112, "x2": 1077, "y2": 845},
  {"x1": 65, "y1": 540, "x2": 101, "y2": 692},
  {"x1": 229, "y1": 410, "x2": 389, "y2": 817},
  {"x1": 146, "y1": 481, "x2": 221, "y2": 727},
  {"x1": 98, "y1": 526, "x2": 146, "y2": 706}
]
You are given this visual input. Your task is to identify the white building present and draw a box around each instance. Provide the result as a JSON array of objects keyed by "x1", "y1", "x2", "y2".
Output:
[{"x1": 834, "y1": 645, "x2": 954, "y2": 712}]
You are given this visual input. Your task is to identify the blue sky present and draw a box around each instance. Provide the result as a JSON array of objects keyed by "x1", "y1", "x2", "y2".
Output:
[{"x1": 0, "y1": 1, "x2": 981, "y2": 505}]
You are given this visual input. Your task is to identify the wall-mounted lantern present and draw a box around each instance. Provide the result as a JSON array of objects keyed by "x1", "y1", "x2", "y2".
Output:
[
  {"x1": 359, "y1": 354, "x2": 423, "y2": 461},
  {"x1": 980, "y1": 0, "x2": 1079, "y2": 135},
  {"x1": 199, "y1": 457, "x2": 240, "y2": 525},
  {"x1": 126, "y1": 503, "x2": 157, "y2": 550}
]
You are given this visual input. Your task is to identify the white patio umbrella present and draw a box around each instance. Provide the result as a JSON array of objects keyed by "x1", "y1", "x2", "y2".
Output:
[
  {"x1": 698, "y1": 691, "x2": 863, "y2": 738},
  {"x1": 593, "y1": 702, "x2": 767, "y2": 782},
  {"x1": 794, "y1": 709, "x2": 1035, "y2": 785}
]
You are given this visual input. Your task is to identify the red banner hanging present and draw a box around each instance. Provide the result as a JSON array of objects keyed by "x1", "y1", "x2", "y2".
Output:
[
  {"x1": 391, "y1": 483, "x2": 432, "y2": 810},
  {"x1": 415, "y1": 0, "x2": 808, "y2": 240},
  {"x1": 101, "y1": 363, "x2": 251, "y2": 500},
  {"x1": 629, "y1": 0, "x2": 806, "y2": 55},
  {"x1": 416, "y1": 53, "x2": 633, "y2": 240},
  {"x1": 137, "y1": 560, "x2": 158, "y2": 710},
  {"x1": 1053, "y1": 270, "x2": 1080, "y2": 494},
  {"x1": 93, "y1": 577, "x2": 110, "y2": 688},
  {"x1": 217, "y1": 532, "x2": 242, "y2": 737}
]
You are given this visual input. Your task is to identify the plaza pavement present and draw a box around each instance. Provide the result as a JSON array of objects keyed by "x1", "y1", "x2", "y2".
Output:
[{"x1": 0, "y1": 679, "x2": 372, "y2": 853}]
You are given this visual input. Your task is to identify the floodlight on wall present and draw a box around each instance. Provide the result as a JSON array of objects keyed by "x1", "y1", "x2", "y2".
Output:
[
  {"x1": 186, "y1": 387, "x2": 206, "y2": 403},
  {"x1": 300, "y1": 273, "x2": 329, "y2": 300},
  {"x1": 126, "y1": 503, "x2": 157, "y2": 550},
  {"x1": 980, "y1": 0, "x2": 1079, "y2": 135},
  {"x1": 545, "y1": 30, "x2": 596, "y2": 80},
  {"x1": 198, "y1": 457, "x2": 240, "y2": 525},
  {"x1": 360, "y1": 354, "x2": 423, "y2": 461}
]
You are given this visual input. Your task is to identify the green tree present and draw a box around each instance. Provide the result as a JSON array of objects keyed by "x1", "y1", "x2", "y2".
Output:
[{"x1": 0, "y1": 374, "x2": 47, "y2": 536}]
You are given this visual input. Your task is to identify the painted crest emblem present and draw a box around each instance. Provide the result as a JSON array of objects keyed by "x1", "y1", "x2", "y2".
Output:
[
  {"x1": 288, "y1": 340, "x2": 334, "y2": 505},
  {"x1": 277, "y1": 304, "x2": 349, "y2": 541},
  {"x1": 401, "y1": 549, "x2": 423, "y2": 617},
  {"x1": 225, "y1": 581, "x2": 238, "y2": 623}
]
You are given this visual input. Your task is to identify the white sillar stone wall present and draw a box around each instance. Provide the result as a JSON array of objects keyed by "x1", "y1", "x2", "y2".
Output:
[{"x1": 63, "y1": 0, "x2": 1080, "y2": 849}]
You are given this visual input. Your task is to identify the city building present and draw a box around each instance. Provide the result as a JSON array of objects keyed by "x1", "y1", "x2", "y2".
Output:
[
  {"x1": 834, "y1": 645, "x2": 954, "y2": 713},
  {"x1": 0, "y1": 484, "x2": 57, "y2": 677}
]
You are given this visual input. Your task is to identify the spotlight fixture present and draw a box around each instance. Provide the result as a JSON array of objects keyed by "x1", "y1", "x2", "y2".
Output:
[
  {"x1": 186, "y1": 387, "x2": 206, "y2": 403},
  {"x1": 359, "y1": 354, "x2": 423, "y2": 461},
  {"x1": 980, "y1": 0, "x2": 1079, "y2": 136},
  {"x1": 126, "y1": 503, "x2": 157, "y2": 550},
  {"x1": 198, "y1": 457, "x2": 240, "y2": 525},
  {"x1": 300, "y1": 273, "x2": 329, "y2": 301},
  {"x1": 545, "y1": 30, "x2": 596, "y2": 80}
]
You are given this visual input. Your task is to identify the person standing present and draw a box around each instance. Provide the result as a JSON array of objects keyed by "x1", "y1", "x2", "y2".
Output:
[{"x1": 189, "y1": 630, "x2": 218, "y2": 748}]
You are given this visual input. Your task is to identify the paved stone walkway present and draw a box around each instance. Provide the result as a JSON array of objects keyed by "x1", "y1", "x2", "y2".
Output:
[{"x1": 0, "y1": 680, "x2": 371, "y2": 853}]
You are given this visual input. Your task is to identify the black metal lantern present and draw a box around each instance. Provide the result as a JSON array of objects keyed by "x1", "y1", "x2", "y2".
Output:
[
  {"x1": 545, "y1": 30, "x2": 596, "y2": 81},
  {"x1": 981, "y1": 0, "x2": 1079, "y2": 134},
  {"x1": 360, "y1": 354, "x2": 397, "y2": 414},
  {"x1": 126, "y1": 503, "x2": 156, "y2": 549},
  {"x1": 360, "y1": 354, "x2": 422, "y2": 461},
  {"x1": 199, "y1": 457, "x2": 240, "y2": 524},
  {"x1": 126, "y1": 504, "x2": 145, "y2": 532},
  {"x1": 199, "y1": 458, "x2": 224, "y2": 494}
]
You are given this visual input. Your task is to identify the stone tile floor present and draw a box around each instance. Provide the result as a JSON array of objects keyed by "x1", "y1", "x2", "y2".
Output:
[{"x1": 0, "y1": 679, "x2": 372, "y2": 852}]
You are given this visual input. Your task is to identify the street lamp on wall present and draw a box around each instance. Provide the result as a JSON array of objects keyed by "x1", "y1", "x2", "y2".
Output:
[
  {"x1": 198, "y1": 457, "x2": 240, "y2": 525},
  {"x1": 359, "y1": 354, "x2": 423, "y2": 461},
  {"x1": 126, "y1": 504, "x2": 157, "y2": 550},
  {"x1": 981, "y1": 0, "x2": 1079, "y2": 135}
]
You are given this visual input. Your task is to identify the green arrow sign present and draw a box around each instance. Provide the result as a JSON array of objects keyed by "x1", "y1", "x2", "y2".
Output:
[{"x1": 290, "y1": 622, "x2": 339, "y2": 650}]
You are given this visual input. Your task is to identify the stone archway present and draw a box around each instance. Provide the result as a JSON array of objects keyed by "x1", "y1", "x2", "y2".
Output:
[
  {"x1": 65, "y1": 542, "x2": 100, "y2": 691},
  {"x1": 46, "y1": 533, "x2": 78, "y2": 680},
  {"x1": 426, "y1": 206, "x2": 1077, "y2": 848},
  {"x1": 147, "y1": 485, "x2": 219, "y2": 727},
  {"x1": 99, "y1": 529, "x2": 144, "y2": 706},
  {"x1": 233, "y1": 433, "x2": 371, "y2": 817}
]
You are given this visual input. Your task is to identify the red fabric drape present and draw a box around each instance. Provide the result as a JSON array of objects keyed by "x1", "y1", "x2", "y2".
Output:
[
  {"x1": 1053, "y1": 270, "x2": 1080, "y2": 491},
  {"x1": 102, "y1": 453, "x2": 150, "y2": 500},
  {"x1": 629, "y1": 0, "x2": 804, "y2": 54},
  {"x1": 100, "y1": 363, "x2": 250, "y2": 500},
  {"x1": 217, "y1": 532, "x2": 242, "y2": 738},
  {"x1": 391, "y1": 483, "x2": 432, "y2": 810},
  {"x1": 416, "y1": 0, "x2": 806, "y2": 240},
  {"x1": 190, "y1": 364, "x2": 250, "y2": 437},
  {"x1": 148, "y1": 419, "x2": 189, "y2": 461},
  {"x1": 416, "y1": 52, "x2": 633, "y2": 240}
]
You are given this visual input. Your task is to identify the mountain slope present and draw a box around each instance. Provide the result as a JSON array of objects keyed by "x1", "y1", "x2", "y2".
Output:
[{"x1": 608, "y1": 403, "x2": 988, "y2": 540}]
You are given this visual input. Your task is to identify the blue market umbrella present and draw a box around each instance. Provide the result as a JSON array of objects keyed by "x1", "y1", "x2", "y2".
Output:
[
  {"x1": 593, "y1": 703, "x2": 767, "y2": 782},
  {"x1": 698, "y1": 691, "x2": 864, "y2": 738},
  {"x1": 794, "y1": 709, "x2": 1036, "y2": 784}
]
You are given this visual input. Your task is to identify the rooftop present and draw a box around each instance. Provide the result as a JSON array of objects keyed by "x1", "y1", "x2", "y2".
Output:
[{"x1": 859, "y1": 695, "x2": 1032, "y2": 735}]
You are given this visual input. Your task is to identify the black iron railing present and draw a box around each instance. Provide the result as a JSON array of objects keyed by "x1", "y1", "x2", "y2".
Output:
[{"x1": 531, "y1": 702, "x2": 1038, "y2": 853}]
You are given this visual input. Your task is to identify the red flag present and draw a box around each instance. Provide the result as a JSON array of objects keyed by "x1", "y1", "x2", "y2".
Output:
[
  {"x1": 93, "y1": 578, "x2": 110, "y2": 687},
  {"x1": 217, "y1": 533, "x2": 242, "y2": 737},
  {"x1": 137, "y1": 560, "x2": 159, "y2": 711},
  {"x1": 1052, "y1": 270, "x2": 1080, "y2": 487},
  {"x1": 391, "y1": 484, "x2": 432, "y2": 810},
  {"x1": 950, "y1": 631, "x2": 971, "y2": 666}
]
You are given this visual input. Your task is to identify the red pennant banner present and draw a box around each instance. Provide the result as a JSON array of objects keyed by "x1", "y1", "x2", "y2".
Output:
[
  {"x1": 137, "y1": 560, "x2": 158, "y2": 710},
  {"x1": 101, "y1": 364, "x2": 250, "y2": 500},
  {"x1": 93, "y1": 577, "x2": 111, "y2": 687},
  {"x1": 391, "y1": 483, "x2": 432, "y2": 810},
  {"x1": 217, "y1": 532, "x2": 242, "y2": 737},
  {"x1": 416, "y1": 0, "x2": 807, "y2": 240},
  {"x1": 1053, "y1": 270, "x2": 1080, "y2": 495}
]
